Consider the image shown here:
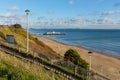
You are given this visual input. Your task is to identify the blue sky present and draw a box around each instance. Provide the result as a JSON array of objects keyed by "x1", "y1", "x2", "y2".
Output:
[{"x1": 0, "y1": 0, "x2": 120, "y2": 29}]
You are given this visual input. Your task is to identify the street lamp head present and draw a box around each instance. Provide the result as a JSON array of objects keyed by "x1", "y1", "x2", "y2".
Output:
[
  {"x1": 88, "y1": 51, "x2": 92, "y2": 56},
  {"x1": 25, "y1": 9, "x2": 30, "y2": 15}
]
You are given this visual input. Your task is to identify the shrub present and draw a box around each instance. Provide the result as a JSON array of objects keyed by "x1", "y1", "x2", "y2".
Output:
[
  {"x1": 13, "y1": 24, "x2": 22, "y2": 28},
  {"x1": 64, "y1": 49, "x2": 88, "y2": 69}
]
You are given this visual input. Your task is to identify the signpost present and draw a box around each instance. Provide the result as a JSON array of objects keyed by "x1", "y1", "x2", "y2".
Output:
[{"x1": 6, "y1": 34, "x2": 14, "y2": 44}]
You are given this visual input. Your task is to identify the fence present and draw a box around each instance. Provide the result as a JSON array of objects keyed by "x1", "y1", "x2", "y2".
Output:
[{"x1": 0, "y1": 40, "x2": 110, "y2": 80}]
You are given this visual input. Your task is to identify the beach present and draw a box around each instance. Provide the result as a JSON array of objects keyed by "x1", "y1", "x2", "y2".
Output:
[{"x1": 36, "y1": 36, "x2": 120, "y2": 80}]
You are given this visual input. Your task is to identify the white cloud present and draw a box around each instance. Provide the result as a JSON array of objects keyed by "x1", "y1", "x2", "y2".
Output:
[
  {"x1": 90, "y1": 10, "x2": 120, "y2": 16},
  {"x1": 101, "y1": 10, "x2": 120, "y2": 16},
  {"x1": 14, "y1": 15, "x2": 25, "y2": 22},
  {"x1": 85, "y1": 19, "x2": 96, "y2": 24},
  {"x1": 0, "y1": 13, "x2": 24, "y2": 21},
  {"x1": 33, "y1": 16, "x2": 86, "y2": 28},
  {"x1": 37, "y1": 16, "x2": 46, "y2": 20},
  {"x1": 94, "y1": 17, "x2": 118, "y2": 25},
  {"x1": 0, "y1": 13, "x2": 25, "y2": 26},
  {"x1": 69, "y1": 18, "x2": 84, "y2": 25},
  {"x1": 7, "y1": 6, "x2": 20, "y2": 11},
  {"x1": 0, "y1": 13, "x2": 12, "y2": 18},
  {"x1": 31, "y1": 15, "x2": 120, "y2": 28},
  {"x1": 69, "y1": 0, "x2": 74, "y2": 5}
]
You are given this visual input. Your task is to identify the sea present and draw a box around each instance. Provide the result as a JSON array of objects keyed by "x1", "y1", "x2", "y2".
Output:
[{"x1": 30, "y1": 29, "x2": 120, "y2": 58}]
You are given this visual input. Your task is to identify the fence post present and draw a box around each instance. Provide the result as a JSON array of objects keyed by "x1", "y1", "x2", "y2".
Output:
[
  {"x1": 50, "y1": 59, "x2": 55, "y2": 80},
  {"x1": 74, "y1": 65, "x2": 77, "y2": 77}
]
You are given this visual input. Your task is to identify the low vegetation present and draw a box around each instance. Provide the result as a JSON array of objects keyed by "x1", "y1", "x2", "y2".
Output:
[
  {"x1": 64, "y1": 49, "x2": 88, "y2": 69},
  {"x1": 0, "y1": 25, "x2": 89, "y2": 80},
  {"x1": 0, "y1": 25, "x2": 66, "y2": 80},
  {"x1": 0, "y1": 51, "x2": 65, "y2": 80},
  {"x1": 0, "y1": 43, "x2": 84, "y2": 80},
  {"x1": 13, "y1": 24, "x2": 22, "y2": 28},
  {"x1": 0, "y1": 25, "x2": 60, "y2": 58}
]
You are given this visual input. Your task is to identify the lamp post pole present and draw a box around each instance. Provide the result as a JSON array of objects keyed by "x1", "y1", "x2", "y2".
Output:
[
  {"x1": 88, "y1": 51, "x2": 93, "y2": 80},
  {"x1": 25, "y1": 9, "x2": 30, "y2": 54}
]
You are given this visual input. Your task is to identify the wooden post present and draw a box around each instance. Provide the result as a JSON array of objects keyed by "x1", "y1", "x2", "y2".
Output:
[
  {"x1": 74, "y1": 65, "x2": 77, "y2": 76},
  {"x1": 50, "y1": 59, "x2": 54, "y2": 80}
]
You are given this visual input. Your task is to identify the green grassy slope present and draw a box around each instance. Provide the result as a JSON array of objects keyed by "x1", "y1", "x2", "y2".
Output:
[
  {"x1": 0, "y1": 26, "x2": 66, "y2": 80},
  {"x1": 0, "y1": 26, "x2": 60, "y2": 58},
  {"x1": 0, "y1": 51, "x2": 65, "y2": 80}
]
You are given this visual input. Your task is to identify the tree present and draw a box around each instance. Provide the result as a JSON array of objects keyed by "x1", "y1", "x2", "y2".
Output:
[
  {"x1": 13, "y1": 24, "x2": 22, "y2": 28},
  {"x1": 64, "y1": 49, "x2": 88, "y2": 69}
]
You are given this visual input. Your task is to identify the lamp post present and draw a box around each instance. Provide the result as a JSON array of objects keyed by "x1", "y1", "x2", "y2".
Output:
[
  {"x1": 88, "y1": 51, "x2": 93, "y2": 80},
  {"x1": 25, "y1": 9, "x2": 30, "y2": 54},
  {"x1": 88, "y1": 51, "x2": 92, "y2": 71}
]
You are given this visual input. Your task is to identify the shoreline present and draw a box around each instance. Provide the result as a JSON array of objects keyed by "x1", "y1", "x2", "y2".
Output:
[
  {"x1": 42, "y1": 36, "x2": 120, "y2": 60},
  {"x1": 75, "y1": 45, "x2": 120, "y2": 60},
  {"x1": 35, "y1": 35, "x2": 120, "y2": 79}
]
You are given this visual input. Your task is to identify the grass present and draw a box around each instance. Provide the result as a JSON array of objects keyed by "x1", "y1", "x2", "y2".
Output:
[
  {"x1": 0, "y1": 26, "x2": 88, "y2": 80},
  {"x1": 0, "y1": 41, "x2": 85, "y2": 80},
  {"x1": 0, "y1": 26, "x2": 60, "y2": 58},
  {"x1": 0, "y1": 26, "x2": 66, "y2": 80},
  {"x1": 0, "y1": 51, "x2": 66, "y2": 80}
]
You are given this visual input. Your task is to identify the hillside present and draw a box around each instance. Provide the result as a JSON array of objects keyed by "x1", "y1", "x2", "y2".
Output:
[
  {"x1": 0, "y1": 26, "x2": 60, "y2": 58},
  {"x1": 0, "y1": 26, "x2": 67, "y2": 80},
  {"x1": 0, "y1": 25, "x2": 91, "y2": 80},
  {"x1": 0, "y1": 50, "x2": 65, "y2": 80}
]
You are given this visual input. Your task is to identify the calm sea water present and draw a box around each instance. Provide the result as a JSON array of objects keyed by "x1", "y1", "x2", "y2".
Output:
[{"x1": 30, "y1": 29, "x2": 120, "y2": 58}]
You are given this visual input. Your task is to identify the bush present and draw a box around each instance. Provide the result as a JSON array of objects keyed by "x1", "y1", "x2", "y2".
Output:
[
  {"x1": 13, "y1": 24, "x2": 22, "y2": 28},
  {"x1": 64, "y1": 49, "x2": 88, "y2": 69}
]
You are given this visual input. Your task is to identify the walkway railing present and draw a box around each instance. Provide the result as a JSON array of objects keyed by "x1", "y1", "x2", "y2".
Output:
[{"x1": 0, "y1": 40, "x2": 110, "y2": 80}]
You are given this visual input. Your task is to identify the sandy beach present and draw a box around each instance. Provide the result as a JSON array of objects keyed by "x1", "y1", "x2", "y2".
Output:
[{"x1": 36, "y1": 36, "x2": 120, "y2": 80}]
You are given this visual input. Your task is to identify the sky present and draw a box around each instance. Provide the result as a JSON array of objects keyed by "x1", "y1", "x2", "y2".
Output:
[{"x1": 0, "y1": 0, "x2": 120, "y2": 29}]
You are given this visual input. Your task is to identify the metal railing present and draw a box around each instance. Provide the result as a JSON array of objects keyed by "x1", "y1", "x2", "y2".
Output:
[{"x1": 0, "y1": 40, "x2": 110, "y2": 80}]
